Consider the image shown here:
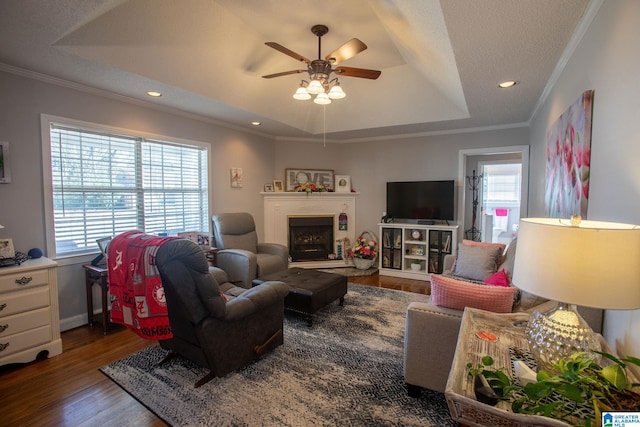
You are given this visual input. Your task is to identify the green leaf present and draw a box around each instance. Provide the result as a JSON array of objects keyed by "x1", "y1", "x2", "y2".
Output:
[
  {"x1": 536, "y1": 401, "x2": 565, "y2": 417},
  {"x1": 601, "y1": 364, "x2": 629, "y2": 390},
  {"x1": 537, "y1": 371, "x2": 552, "y2": 381},
  {"x1": 623, "y1": 356, "x2": 640, "y2": 368},
  {"x1": 557, "y1": 383, "x2": 584, "y2": 403},
  {"x1": 481, "y1": 355, "x2": 494, "y2": 366},
  {"x1": 524, "y1": 381, "x2": 553, "y2": 400},
  {"x1": 511, "y1": 400, "x2": 523, "y2": 413},
  {"x1": 595, "y1": 350, "x2": 624, "y2": 366}
]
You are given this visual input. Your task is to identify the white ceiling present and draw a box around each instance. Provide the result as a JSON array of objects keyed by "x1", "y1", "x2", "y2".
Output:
[{"x1": 0, "y1": 0, "x2": 590, "y2": 142}]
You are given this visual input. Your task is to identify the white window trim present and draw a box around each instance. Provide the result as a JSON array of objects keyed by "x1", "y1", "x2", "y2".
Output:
[{"x1": 40, "y1": 114, "x2": 213, "y2": 264}]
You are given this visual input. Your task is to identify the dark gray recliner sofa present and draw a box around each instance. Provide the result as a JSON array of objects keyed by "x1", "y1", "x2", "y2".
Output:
[{"x1": 155, "y1": 238, "x2": 290, "y2": 387}]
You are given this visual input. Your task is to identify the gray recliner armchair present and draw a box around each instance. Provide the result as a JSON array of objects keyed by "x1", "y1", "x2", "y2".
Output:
[
  {"x1": 212, "y1": 212, "x2": 289, "y2": 288},
  {"x1": 155, "y1": 238, "x2": 290, "y2": 387}
]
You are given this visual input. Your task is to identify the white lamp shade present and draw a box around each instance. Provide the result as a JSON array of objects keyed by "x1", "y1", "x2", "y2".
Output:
[
  {"x1": 307, "y1": 80, "x2": 325, "y2": 95},
  {"x1": 328, "y1": 85, "x2": 346, "y2": 99},
  {"x1": 313, "y1": 92, "x2": 331, "y2": 105},
  {"x1": 512, "y1": 218, "x2": 640, "y2": 310},
  {"x1": 293, "y1": 87, "x2": 311, "y2": 100}
]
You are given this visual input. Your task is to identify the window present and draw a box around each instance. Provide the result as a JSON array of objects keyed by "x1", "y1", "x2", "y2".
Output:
[
  {"x1": 43, "y1": 117, "x2": 209, "y2": 258},
  {"x1": 482, "y1": 163, "x2": 521, "y2": 203}
]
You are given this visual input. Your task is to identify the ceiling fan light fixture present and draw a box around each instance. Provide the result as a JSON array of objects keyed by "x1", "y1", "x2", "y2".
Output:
[
  {"x1": 328, "y1": 83, "x2": 345, "y2": 99},
  {"x1": 307, "y1": 79, "x2": 325, "y2": 95},
  {"x1": 314, "y1": 92, "x2": 331, "y2": 105},
  {"x1": 263, "y1": 25, "x2": 380, "y2": 104},
  {"x1": 293, "y1": 86, "x2": 311, "y2": 100}
]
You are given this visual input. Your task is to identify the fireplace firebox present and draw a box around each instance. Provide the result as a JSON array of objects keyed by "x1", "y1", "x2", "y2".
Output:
[{"x1": 288, "y1": 216, "x2": 334, "y2": 262}]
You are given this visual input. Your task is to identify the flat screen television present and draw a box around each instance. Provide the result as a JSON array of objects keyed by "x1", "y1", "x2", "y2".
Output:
[{"x1": 386, "y1": 180, "x2": 456, "y2": 222}]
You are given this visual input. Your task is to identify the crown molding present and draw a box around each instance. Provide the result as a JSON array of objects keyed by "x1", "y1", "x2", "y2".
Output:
[
  {"x1": 0, "y1": 62, "x2": 276, "y2": 141},
  {"x1": 1, "y1": 62, "x2": 530, "y2": 145}
]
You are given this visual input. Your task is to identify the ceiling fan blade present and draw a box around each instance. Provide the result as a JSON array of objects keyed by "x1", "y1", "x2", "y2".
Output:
[
  {"x1": 262, "y1": 70, "x2": 307, "y2": 79},
  {"x1": 325, "y1": 38, "x2": 367, "y2": 65},
  {"x1": 334, "y1": 66, "x2": 381, "y2": 80},
  {"x1": 265, "y1": 42, "x2": 311, "y2": 64}
]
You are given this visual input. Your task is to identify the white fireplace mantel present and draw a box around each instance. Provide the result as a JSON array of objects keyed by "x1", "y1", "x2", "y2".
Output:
[{"x1": 262, "y1": 192, "x2": 358, "y2": 268}]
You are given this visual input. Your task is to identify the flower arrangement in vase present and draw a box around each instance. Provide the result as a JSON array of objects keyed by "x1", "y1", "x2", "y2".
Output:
[{"x1": 294, "y1": 183, "x2": 327, "y2": 193}]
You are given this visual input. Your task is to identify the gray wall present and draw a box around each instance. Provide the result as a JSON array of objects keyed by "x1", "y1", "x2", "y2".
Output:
[
  {"x1": 0, "y1": 70, "x2": 276, "y2": 329},
  {"x1": 275, "y1": 127, "x2": 529, "y2": 241},
  {"x1": 529, "y1": 0, "x2": 640, "y2": 364}
]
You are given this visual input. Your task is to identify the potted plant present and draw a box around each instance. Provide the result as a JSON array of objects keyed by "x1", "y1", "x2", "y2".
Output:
[
  {"x1": 410, "y1": 259, "x2": 422, "y2": 271},
  {"x1": 467, "y1": 352, "x2": 640, "y2": 425}
]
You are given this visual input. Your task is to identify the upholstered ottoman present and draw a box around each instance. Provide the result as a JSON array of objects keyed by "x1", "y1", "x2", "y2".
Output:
[{"x1": 252, "y1": 268, "x2": 347, "y2": 325}]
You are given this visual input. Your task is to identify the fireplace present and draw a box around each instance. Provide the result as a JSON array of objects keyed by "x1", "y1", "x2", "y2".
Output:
[
  {"x1": 289, "y1": 216, "x2": 334, "y2": 261},
  {"x1": 263, "y1": 192, "x2": 357, "y2": 268}
]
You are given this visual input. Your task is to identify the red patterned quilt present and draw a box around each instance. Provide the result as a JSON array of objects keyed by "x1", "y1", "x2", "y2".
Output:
[{"x1": 108, "y1": 230, "x2": 175, "y2": 340}]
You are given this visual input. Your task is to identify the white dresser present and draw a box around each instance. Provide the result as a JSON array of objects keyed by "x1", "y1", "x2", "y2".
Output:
[{"x1": 0, "y1": 257, "x2": 62, "y2": 365}]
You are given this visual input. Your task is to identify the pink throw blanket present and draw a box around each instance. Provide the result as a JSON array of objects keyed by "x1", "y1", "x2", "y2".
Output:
[{"x1": 108, "y1": 230, "x2": 175, "y2": 340}]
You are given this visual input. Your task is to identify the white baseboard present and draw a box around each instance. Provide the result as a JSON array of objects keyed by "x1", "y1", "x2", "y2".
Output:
[{"x1": 60, "y1": 313, "x2": 90, "y2": 332}]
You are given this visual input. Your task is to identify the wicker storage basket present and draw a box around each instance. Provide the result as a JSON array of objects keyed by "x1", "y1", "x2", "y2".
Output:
[
  {"x1": 352, "y1": 230, "x2": 378, "y2": 270},
  {"x1": 352, "y1": 257, "x2": 375, "y2": 270}
]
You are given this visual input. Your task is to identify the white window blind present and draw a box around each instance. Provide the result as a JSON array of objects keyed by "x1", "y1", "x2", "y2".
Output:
[
  {"x1": 482, "y1": 164, "x2": 521, "y2": 203},
  {"x1": 49, "y1": 123, "x2": 208, "y2": 257}
]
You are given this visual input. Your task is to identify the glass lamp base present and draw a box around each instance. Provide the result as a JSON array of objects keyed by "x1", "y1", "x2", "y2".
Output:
[{"x1": 525, "y1": 303, "x2": 601, "y2": 373}]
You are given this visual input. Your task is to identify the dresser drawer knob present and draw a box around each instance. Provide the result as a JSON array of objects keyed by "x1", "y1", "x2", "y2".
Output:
[
  {"x1": 0, "y1": 324, "x2": 7, "y2": 333},
  {"x1": 0, "y1": 342, "x2": 8, "y2": 352},
  {"x1": 15, "y1": 276, "x2": 33, "y2": 286},
  {"x1": 0, "y1": 303, "x2": 6, "y2": 312}
]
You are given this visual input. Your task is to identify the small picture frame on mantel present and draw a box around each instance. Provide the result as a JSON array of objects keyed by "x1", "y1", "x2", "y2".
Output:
[{"x1": 335, "y1": 175, "x2": 351, "y2": 193}]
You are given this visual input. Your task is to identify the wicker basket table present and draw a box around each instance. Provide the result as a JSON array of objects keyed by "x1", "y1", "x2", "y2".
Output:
[{"x1": 445, "y1": 308, "x2": 612, "y2": 427}]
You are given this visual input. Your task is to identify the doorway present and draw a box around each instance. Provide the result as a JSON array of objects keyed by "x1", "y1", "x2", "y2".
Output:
[
  {"x1": 478, "y1": 161, "x2": 522, "y2": 244},
  {"x1": 457, "y1": 145, "x2": 529, "y2": 243}
]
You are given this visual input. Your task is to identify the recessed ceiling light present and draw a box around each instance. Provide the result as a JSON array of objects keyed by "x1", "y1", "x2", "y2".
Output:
[
  {"x1": 146, "y1": 91, "x2": 162, "y2": 97},
  {"x1": 251, "y1": 121, "x2": 261, "y2": 126},
  {"x1": 498, "y1": 81, "x2": 518, "y2": 89}
]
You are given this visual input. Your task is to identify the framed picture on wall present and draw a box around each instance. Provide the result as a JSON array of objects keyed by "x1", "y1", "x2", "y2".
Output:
[
  {"x1": 284, "y1": 168, "x2": 334, "y2": 191},
  {"x1": 0, "y1": 238, "x2": 15, "y2": 259},
  {"x1": 230, "y1": 167, "x2": 243, "y2": 188},
  {"x1": 335, "y1": 175, "x2": 351, "y2": 193},
  {"x1": 0, "y1": 141, "x2": 11, "y2": 184}
]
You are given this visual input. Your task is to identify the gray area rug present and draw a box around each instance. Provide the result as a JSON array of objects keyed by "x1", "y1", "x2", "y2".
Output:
[
  {"x1": 100, "y1": 283, "x2": 455, "y2": 427},
  {"x1": 317, "y1": 266, "x2": 378, "y2": 276}
]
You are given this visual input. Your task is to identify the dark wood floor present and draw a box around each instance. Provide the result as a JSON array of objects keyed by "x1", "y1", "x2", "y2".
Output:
[{"x1": 0, "y1": 273, "x2": 428, "y2": 427}]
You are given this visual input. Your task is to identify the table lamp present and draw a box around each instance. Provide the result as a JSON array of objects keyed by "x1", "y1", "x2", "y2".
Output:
[{"x1": 512, "y1": 217, "x2": 640, "y2": 372}]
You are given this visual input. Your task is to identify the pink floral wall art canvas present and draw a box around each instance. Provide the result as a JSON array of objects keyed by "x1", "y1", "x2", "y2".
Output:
[{"x1": 545, "y1": 90, "x2": 594, "y2": 219}]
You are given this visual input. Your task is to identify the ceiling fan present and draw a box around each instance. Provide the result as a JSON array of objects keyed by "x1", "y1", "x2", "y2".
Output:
[{"x1": 262, "y1": 25, "x2": 381, "y2": 104}]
